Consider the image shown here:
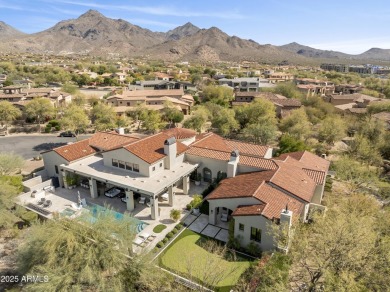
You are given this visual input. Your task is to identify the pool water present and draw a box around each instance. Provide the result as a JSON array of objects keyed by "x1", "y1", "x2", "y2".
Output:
[
  {"x1": 60, "y1": 208, "x2": 77, "y2": 217},
  {"x1": 85, "y1": 203, "x2": 148, "y2": 233}
]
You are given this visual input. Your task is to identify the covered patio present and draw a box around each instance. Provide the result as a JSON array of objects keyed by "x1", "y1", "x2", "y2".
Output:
[{"x1": 59, "y1": 155, "x2": 198, "y2": 220}]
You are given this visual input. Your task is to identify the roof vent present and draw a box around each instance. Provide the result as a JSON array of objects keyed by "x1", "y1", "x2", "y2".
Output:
[{"x1": 231, "y1": 150, "x2": 239, "y2": 157}]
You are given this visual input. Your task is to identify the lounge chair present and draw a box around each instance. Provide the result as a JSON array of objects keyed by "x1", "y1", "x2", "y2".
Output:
[
  {"x1": 221, "y1": 213, "x2": 228, "y2": 222},
  {"x1": 37, "y1": 198, "x2": 45, "y2": 205},
  {"x1": 71, "y1": 203, "x2": 82, "y2": 210},
  {"x1": 139, "y1": 197, "x2": 146, "y2": 204},
  {"x1": 43, "y1": 200, "x2": 52, "y2": 208},
  {"x1": 133, "y1": 237, "x2": 147, "y2": 247}
]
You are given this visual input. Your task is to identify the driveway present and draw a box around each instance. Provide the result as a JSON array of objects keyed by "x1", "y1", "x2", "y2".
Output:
[{"x1": 0, "y1": 134, "x2": 91, "y2": 159}]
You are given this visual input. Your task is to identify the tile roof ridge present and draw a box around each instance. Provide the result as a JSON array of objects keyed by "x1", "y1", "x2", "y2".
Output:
[
  {"x1": 191, "y1": 132, "x2": 215, "y2": 146},
  {"x1": 125, "y1": 131, "x2": 166, "y2": 147},
  {"x1": 55, "y1": 138, "x2": 90, "y2": 150}
]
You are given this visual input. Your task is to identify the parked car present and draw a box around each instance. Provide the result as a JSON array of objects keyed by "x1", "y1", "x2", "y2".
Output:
[
  {"x1": 59, "y1": 131, "x2": 76, "y2": 137},
  {"x1": 104, "y1": 187, "x2": 121, "y2": 198}
]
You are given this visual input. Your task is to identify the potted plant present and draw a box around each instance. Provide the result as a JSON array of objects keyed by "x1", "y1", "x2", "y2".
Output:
[
  {"x1": 191, "y1": 195, "x2": 203, "y2": 215},
  {"x1": 195, "y1": 173, "x2": 202, "y2": 186}
]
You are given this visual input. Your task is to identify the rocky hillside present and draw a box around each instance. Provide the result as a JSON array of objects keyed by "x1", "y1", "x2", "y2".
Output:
[{"x1": 0, "y1": 21, "x2": 26, "y2": 40}]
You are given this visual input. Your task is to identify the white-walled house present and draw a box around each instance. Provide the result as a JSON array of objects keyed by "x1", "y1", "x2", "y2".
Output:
[{"x1": 206, "y1": 151, "x2": 329, "y2": 251}]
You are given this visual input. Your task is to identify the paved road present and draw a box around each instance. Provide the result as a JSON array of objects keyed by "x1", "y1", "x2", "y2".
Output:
[{"x1": 0, "y1": 134, "x2": 91, "y2": 159}]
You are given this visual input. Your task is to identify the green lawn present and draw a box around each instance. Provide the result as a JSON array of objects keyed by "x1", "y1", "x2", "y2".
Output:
[{"x1": 159, "y1": 229, "x2": 252, "y2": 291}]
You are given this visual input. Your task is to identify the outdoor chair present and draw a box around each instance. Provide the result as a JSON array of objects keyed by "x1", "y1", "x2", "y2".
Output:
[
  {"x1": 133, "y1": 237, "x2": 147, "y2": 247},
  {"x1": 37, "y1": 198, "x2": 45, "y2": 205},
  {"x1": 43, "y1": 200, "x2": 52, "y2": 208}
]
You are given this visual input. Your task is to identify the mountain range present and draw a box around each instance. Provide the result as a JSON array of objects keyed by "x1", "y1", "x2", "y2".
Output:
[{"x1": 1, "y1": 9, "x2": 390, "y2": 63}]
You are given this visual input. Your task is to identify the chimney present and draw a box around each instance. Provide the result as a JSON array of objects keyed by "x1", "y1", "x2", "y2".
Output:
[
  {"x1": 164, "y1": 137, "x2": 177, "y2": 170},
  {"x1": 116, "y1": 128, "x2": 125, "y2": 135},
  {"x1": 280, "y1": 207, "x2": 293, "y2": 228},
  {"x1": 227, "y1": 150, "x2": 239, "y2": 178}
]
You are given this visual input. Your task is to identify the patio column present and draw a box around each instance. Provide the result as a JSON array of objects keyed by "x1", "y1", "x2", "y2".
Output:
[
  {"x1": 125, "y1": 190, "x2": 134, "y2": 211},
  {"x1": 209, "y1": 205, "x2": 217, "y2": 225},
  {"x1": 168, "y1": 185, "x2": 174, "y2": 207},
  {"x1": 183, "y1": 176, "x2": 189, "y2": 195},
  {"x1": 150, "y1": 196, "x2": 159, "y2": 220},
  {"x1": 89, "y1": 178, "x2": 98, "y2": 198},
  {"x1": 62, "y1": 170, "x2": 68, "y2": 188}
]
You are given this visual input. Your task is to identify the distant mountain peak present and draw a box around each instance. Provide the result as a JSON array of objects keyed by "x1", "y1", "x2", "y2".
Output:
[
  {"x1": 78, "y1": 9, "x2": 105, "y2": 19},
  {"x1": 165, "y1": 22, "x2": 200, "y2": 40}
]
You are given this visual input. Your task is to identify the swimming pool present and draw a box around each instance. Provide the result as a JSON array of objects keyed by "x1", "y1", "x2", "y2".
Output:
[
  {"x1": 60, "y1": 208, "x2": 76, "y2": 217},
  {"x1": 85, "y1": 203, "x2": 148, "y2": 233}
]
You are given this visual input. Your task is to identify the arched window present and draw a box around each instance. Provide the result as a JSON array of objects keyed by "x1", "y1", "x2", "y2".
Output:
[{"x1": 203, "y1": 168, "x2": 212, "y2": 183}]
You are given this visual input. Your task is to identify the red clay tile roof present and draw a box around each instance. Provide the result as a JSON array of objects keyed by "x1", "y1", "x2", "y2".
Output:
[
  {"x1": 268, "y1": 98, "x2": 302, "y2": 107},
  {"x1": 162, "y1": 128, "x2": 197, "y2": 139},
  {"x1": 89, "y1": 132, "x2": 139, "y2": 151},
  {"x1": 232, "y1": 204, "x2": 266, "y2": 216},
  {"x1": 53, "y1": 139, "x2": 97, "y2": 162},
  {"x1": 207, "y1": 171, "x2": 275, "y2": 200},
  {"x1": 254, "y1": 184, "x2": 304, "y2": 219},
  {"x1": 303, "y1": 168, "x2": 326, "y2": 185},
  {"x1": 124, "y1": 132, "x2": 188, "y2": 164},
  {"x1": 276, "y1": 151, "x2": 330, "y2": 172},
  {"x1": 186, "y1": 147, "x2": 230, "y2": 160},
  {"x1": 239, "y1": 155, "x2": 278, "y2": 170},
  {"x1": 272, "y1": 157, "x2": 317, "y2": 202},
  {"x1": 191, "y1": 133, "x2": 270, "y2": 158}
]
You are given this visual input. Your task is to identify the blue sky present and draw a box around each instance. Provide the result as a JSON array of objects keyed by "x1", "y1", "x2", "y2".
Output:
[{"x1": 1, "y1": 0, "x2": 389, "y2": 54}]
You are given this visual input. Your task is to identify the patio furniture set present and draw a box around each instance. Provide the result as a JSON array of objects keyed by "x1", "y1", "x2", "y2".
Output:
[{"x1": 133, "y1": 232, "x2": 157, "y2": 248}]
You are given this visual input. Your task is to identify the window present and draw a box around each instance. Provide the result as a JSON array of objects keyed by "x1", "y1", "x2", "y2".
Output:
[
  {"x1": 55, "y1": 165, "x2": 59, "y2": 174},
  {"x1": 160, "y1": 163, "x2": 163, "y2": 167},
  {"x1": 127, "y1": 102, "x2": 130, "y2": 106},
  {"x1": 126, "y1": 162, "x2": 133, "y2": 171},
  {"x1": 239, "y1": 223, "x2": 245, "y2": 231},
  {"x1": 112, "y1": 159, "x2": 118, "y2": 167},
  {"x1": 133, "y1": 164, "x2": 139, "y2": 173},
  {"x1": 152, "y1": 166, "x2": 155, "y2": 171},
  {"x1": 118, "y1": 160, "x2": 125, "y2": 169},
  {"x1": 250, "y1": 227, "x2": 262, "y2": 242}
]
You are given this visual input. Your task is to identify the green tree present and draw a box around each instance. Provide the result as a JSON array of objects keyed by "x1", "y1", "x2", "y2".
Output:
[
  {"x1": 279, "y1": 108, "x2": 311, "y2": 140},
  {"x1": 142, "y1": 110, "x2": 166, "y2": 133},
  {"x1": 235, "y1": 99, "x2": 277, "y2": 128},
  {"x1": 271, "y1": 82, "x2": 302, "y2": 99},
  {"x1": 348, "y1": 135, "x2": 383, "y2": 166},
  {"x1": 127, "y1": 103, "x2": 149, "y2": 130},
  {"x1": 0, "y1": 152, "x2": 24, "y2": 176},
  {"x1": 183, "y1": 106, "x2": 209, "y2": 133},
  {"x1": 24, "y1": 98, "x2": 55, "y2": 132},
  {"x1": 211, "y1": 108, "x2": 239, "y2": 137},
  {"x1": 60, "y1": 105, "x2": 89, "y2": 135},
  {"x1": 61, "y1": 83, "x2": 79, "y2": 94},
  {"x1": 318, "y1": 115, "x2": 346, "y2": 145},
  {"x1": 90, "y1": 103, "x2": 116, "y2": 131},
  {"x1": 0, "y1": 101, "x2": 22, "y2": 133},
  {"x1": 17, "y1": 213, "x2": 173, "y2": 291},
  {"x1": 243, "y1": 122, "x2": 277, "y2": 145},
  {"x1": 201, "y1": 85, "x2": 234, "y2": 107},
  {"x1": 277, "y1": 134, "x2": 308, "y2": 155},
  {"x1": 161, "y1": 101, "x2": 184, "y2": 127}
]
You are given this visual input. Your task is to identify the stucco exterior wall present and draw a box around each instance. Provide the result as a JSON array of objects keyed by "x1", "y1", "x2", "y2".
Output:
[
  {"x1": 42, "y1": 151, "x2": 68, "y2": 178},
  {"x1": 185, "y1": 154, "x2": 228, "y2": 181},
  {"x1": 102, "y1": 148, "x2": 151, "y2": 177},
  {"x1": 234, "y1": 215, "x2": 275, "y2": 251}
]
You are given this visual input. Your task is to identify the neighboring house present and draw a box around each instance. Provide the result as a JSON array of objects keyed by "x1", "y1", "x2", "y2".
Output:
[
  {"x1": 0, "y1": 86, "x2": 72, "y2": 108},
  {"x1": 328, "y1": 93, "x2": 380, "y2": 107},
  {"x1": 295, "y1": 78, "x2": 335, "y2": 97},
  {"x1": 153, "y1": 72, "x2": 174, "y2": 81},
  {"x1": 334, "y1": 84, "x2": 364, "y2": 95},
  {"x1": 0, "y1": 74, "x2": 7, "y2": 85},
  {"x1": 107, "y1": 89, "x2": 192, "y2": 115},
  {"x1": 264, "y1": 72, "x2": 294, "y2": 83},
  {"x1": 206, "y1": 150, "x2": 329, "y2": 251},
  {"x1": 231, "y1": 92, "x2": 302, "y2": 118},
  {"x1": 219, "y1": 77, "x2": 269, "y2": 92}
]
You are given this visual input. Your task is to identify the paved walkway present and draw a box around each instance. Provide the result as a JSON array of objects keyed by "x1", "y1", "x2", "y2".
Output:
[{"x1": 186, "y1": 213, "x2": 229, "y2": 243}]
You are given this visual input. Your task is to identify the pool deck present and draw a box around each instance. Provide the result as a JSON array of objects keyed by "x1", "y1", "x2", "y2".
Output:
[{"x1": 17, "y1": 182, "x2": 208, "y2": 253}]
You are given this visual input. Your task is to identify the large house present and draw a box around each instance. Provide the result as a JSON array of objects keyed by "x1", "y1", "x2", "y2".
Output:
[
  {"x1": 206, "y1": 151, "x2": 329, "y2": 251},
  {"x1": 231, "y1": 92, "x2": 302, "y2": 118},
  {"x1": 40, "y1": 128, "x2": 329, "y2": 251},
  {"x1": 0, "y1": 86, "x2": 72, "y2": 108},
  {"x1": 218, "y1": 77, "x2": 274, "y2": 92},
  {"x1": 107, "y1": 88, "x2": 193, "y2": 115}
]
